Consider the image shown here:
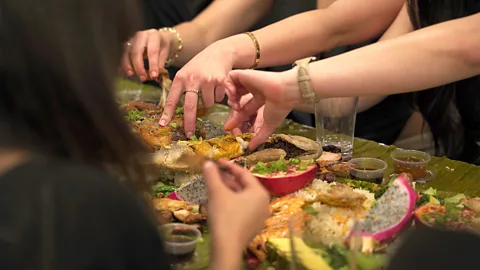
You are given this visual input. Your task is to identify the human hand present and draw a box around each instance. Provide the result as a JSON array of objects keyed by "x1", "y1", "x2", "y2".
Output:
[
  {"x1": 225, "y1": 93, "x2": 265, "y2": 135},
  {"x1": 203, "y1": 160, "x2": 270, "y2": 254},
  {"x1": 224, "y1": 69, "x2": 302, "y2": 150},
  {"x1": 122, "y1": 29, "x2": 177, "y2": 81},
  {"x1": 159, "y1": 42, "x2": 234, "y2": 138}
]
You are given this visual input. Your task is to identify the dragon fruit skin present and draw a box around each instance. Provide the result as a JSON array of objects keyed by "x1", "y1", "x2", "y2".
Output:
[
  {"x1": 352, "y1": 173, "x2": 417, "y2": 242},
  {"x1": 167, "y1": 176, "x2": 208, "y2": 205},
  {"x1": 166, "y1": 191, "x2": 181, "y2": 201}
]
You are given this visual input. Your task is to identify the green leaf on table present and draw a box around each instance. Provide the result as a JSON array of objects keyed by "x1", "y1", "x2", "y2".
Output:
[{"x1": 444, "y1": 194, "x2": 466, "y2": 204}]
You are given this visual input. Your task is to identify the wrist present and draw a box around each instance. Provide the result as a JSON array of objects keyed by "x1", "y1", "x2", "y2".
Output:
[
  {"x1": 210, "y1": 234, "x2": 243, "y2": 270},
  {"x1": 282, "y1": 67, "x2": 304, "y2": 108},
  {"x1": 216, "y1": 34, "x2": 257, "y2": 69}
]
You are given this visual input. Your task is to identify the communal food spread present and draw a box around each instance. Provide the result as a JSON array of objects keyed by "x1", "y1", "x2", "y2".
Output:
[{"x1": 121, "y1": 100, "x2": 480, "y2": 270}]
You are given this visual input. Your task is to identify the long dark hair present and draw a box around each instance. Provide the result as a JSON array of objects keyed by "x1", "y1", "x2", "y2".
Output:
[
  {"x1": 407, "y1": 0, "x2": 480, "y2": 163},
  {"x1": 0, "y1": 0, "x2": 149, "y2": 192}
]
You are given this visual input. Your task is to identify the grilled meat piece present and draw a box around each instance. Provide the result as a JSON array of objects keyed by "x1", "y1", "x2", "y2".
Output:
[
  {"x1": 256, "y1": 134, "x2": 322, "y2": 160},
  {"x1": 313, "y1": 183, "x2": 367, "y2": 208},
  {"x1": 155, "y1": 210, "x2": 175, "y2": 223},
  {"x1": 316, "y1": 151, "x2": 342, "y2": 168},
  {"x1": 238, "y1": 149, "x2": 287, "y2": 166}
]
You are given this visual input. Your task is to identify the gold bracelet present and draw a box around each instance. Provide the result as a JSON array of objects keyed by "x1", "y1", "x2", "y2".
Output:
[
  {"x1": 159, "y1": 27, "x2": 183, "y2": 67},
  {"x1": 244, "y1": 32, "x2": 260, "y2": 69}
]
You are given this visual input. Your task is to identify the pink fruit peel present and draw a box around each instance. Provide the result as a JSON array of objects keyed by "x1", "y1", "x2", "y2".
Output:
[{"x1": 351, "y1": 173, "x2": 417, "y2": 242}]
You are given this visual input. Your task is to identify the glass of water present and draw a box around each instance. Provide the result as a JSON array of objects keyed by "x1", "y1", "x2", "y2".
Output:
[{"x1": 315, "y1": 97, "x2": 358, "y2": 160}]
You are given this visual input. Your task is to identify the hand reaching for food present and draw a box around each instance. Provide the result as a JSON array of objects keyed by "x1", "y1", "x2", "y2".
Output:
[
  {"x1": 122, "y1": 28, "x2": 181, "y2": 81},
  {"x1": 159, "y1": 43, "x2": 234, "y2": 138},
  {"x1": 226, "y1": 93, "x2": 265, "y2": 135},
  {"x1": 202, "y1": 160, "x2": 270, "y2": 262},
  {"x1": 224, "y1": 69, "x2": 302, "y2": 150}
]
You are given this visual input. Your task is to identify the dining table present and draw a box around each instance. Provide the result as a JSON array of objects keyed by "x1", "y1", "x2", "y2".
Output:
[{"x1": 118, "y1": 78, "x2": 480, "y2": 269}]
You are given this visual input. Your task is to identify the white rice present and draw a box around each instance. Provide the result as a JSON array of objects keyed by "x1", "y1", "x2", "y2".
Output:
[{"x1": 293, "y1": 179, "x2": 375, "y2": 246}]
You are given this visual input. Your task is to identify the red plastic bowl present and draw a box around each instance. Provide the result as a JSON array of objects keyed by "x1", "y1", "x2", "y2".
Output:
[{"x1": 251, "y1": 165, "x2": 318, "y2": 196}]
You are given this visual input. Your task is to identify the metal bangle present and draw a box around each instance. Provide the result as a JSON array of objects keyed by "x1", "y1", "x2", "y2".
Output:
[{"x1": 244, "y1": 32, "x2": 260, "y2": 69}]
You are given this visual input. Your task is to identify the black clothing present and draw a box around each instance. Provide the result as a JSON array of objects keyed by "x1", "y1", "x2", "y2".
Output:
[
  {"x1": 0, "y1": 158, "x2": 169, "y2": 270},
  {"x1": 141, "y1": 0, "x2": 193, "y2": 30},
  {"x1": 388, "y1": 227, "x2": 480, "y2": 270},
  {"x1": 140, "y1": 0, "x2": 194, "y2": 78}
]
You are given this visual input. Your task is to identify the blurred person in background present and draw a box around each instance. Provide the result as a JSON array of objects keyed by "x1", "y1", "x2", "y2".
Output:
[
  {"x1": 224, "y1": 0, "x2": 480, "y2": 164},
  {"x1": 0, "y1": 0, "x2": 269, "y2": 269}
]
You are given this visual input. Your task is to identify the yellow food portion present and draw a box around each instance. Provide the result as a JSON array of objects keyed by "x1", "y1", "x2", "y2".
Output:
[
  {"x1": 248, "y1": 197, "x2": 308, "y2": 261},
  {"x1": 267, "y1": 237, "x2": 333, "y2": 270}
]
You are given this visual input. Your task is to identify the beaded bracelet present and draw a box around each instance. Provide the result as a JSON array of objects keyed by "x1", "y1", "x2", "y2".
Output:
[{"x1": 159, "y1": 27, "x2": 183, "y2": 67}]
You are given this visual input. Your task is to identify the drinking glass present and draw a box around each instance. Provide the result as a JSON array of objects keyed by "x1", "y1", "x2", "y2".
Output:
[{"x1": 315, "y1": 97, "x2": 358, "y2": 160}]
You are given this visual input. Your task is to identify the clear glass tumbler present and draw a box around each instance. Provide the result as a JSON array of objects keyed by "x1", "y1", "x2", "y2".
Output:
[{"x1": 315, "y1": 97, "x2": 358, "y2": 160}]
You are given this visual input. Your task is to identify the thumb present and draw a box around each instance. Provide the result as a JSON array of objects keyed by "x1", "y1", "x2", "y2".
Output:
[
  {"x1": 249, "y1": 103, "x2": 290, "y2": 150},
  {"x1": 229, "y1": 69, "x2": 277, "y2": 97}
]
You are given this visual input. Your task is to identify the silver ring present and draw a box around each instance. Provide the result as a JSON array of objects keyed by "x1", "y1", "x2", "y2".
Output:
[{"x1": 185, "y1": 89, "x2": 200, "y2": 95}]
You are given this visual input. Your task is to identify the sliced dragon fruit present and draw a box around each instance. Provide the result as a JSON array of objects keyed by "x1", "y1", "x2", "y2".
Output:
[
  {"x1": 167, "y1": 176, "x2": 208, "y2": 205},
  {"x1": 350, "y1": 173, "x2": 417, "y2": 242}
]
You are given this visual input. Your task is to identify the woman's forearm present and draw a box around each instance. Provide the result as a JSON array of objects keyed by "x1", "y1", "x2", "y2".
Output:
[
  {"x1": 293, "y1": 3, "x2": 413, "y2": 114},
  {"x1": 222, "y1": 0, "x2": 403, "y2": 69},
  {"x1": 173, "y1": 0, "x2": 273, "y2": 67},
  {"x1": 287, "y1": 13, "x2": 480, "y2": 99}
]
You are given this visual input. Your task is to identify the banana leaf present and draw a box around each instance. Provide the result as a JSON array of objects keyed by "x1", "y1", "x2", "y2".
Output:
[{"x1": 117, "y1": 78, "x2": 480, "y2": 270}]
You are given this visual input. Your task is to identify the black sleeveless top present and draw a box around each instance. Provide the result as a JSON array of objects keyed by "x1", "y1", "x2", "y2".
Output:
[{"x1": 0, "y1": 158, "x2": 170, "y2": 270}]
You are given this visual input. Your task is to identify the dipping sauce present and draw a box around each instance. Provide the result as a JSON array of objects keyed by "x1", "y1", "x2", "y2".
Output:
[
  {"x1": 348, "y1": 158, "x2": 387, "y2": 184},
  {"x1": 391, "y1": 150, "x2": 431, "y2": 181},
  {"x1": 165, "y1": 233, "x2": 196, "y2": 264},
  {"x1": 160, "y1": 223, "x2": 201, "y2": 265},
  {"x1": 393, "y1": 157, "x2": 428, "y2": 179},
  {"x1": 350, "y1": 167, "x2": 383, "y2": 184}
]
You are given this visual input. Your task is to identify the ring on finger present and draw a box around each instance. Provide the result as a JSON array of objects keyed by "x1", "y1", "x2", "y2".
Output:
[{"x1": 185, "y1": 89, "x2": 200, "y2": 95}]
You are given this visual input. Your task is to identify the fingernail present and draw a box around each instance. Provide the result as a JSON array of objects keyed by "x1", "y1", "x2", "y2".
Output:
[
  {"x1": 159, "y1": 119, "x2": 166, "y2": 126},
  {"x1": 127, "y1": 70, "x2": 134, "y2": 77},
  {"x1": 151, "y1": 71, "x2": 157, "y2": 78},
  {"x1": 186, "y1": 132, "x2": 194, "y2": 138}
]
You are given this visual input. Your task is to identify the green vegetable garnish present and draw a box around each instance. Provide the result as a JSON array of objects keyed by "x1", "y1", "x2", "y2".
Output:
[
  {"x1": 251, "y1": 162, "x2": 270, "y2": 175},
  {"x1": 273, "y1": 158, "x2": 288, "y2": 172},
  {"x1": 175, "y1": 107, "x2": 184, "y2": 114},
  {"x1": 297, "y1": 162, "x2": 308, "y2": 171},
  {"x1": 416, "y1": 194, "x2": 431, "y2": 207},
  {"x1": 126, "y1": 110, "x2": 146, "y2": 122},
  {"x1": 303, "y1": 205, "x2": 319, "y2": 216},
  {"x1": 432, "y1": 213, "x2": 447, "y2": 226},
  {"x1": 423, "y1": 187, "x2": 437, "y2": 196},
  {"x1": 309, "y1": 159, "x2": 316, "y2": 165},
  {"x1": 169, "y1": 122, "x2": 178, "y2": 128},
  {"x1": 288, "y1": 158, "x2": 301, "y2": 165},
  {"x1": 444, "y1": 194, "x2": 466, "y2": 204},
  {"x1": 190, "y1": 135, "x2": 199, "y2": 141},
  {"x1": 445, "y1": 203, "x2": 459, "y2": 221},
  {"x1": 153, "y1": 185, "x2": 177, "y2": 197}
]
